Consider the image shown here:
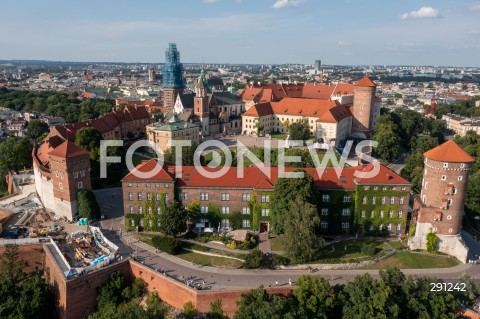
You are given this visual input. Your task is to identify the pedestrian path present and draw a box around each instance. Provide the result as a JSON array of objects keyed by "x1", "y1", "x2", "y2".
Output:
[{"x1": 259, "y1": 232, "x2": 271, "y2": 254}]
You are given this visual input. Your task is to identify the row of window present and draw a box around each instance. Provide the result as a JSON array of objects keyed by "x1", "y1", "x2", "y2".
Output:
[
  {"x1": 362, "y1": 186, "x2": 407, "y2": 191},
  {"x1": 321, "y1": 222, "x2": 402, "y2": 231},
  {"x1": 127, "y1": 182, "x2": 170, "y2": 188},
  {"x1": 361, "y1": 210, "x2": 403, "y2": 219},
  {"x1": 128, "y1": 192, "x2": 169, "y2": 201},
  {"x1": 129, "y1": 206, "x2": 162, "y2": 214},
  {"x1": 55, "y1": 170, "x2": 86, "y2": 179},
  {"x1": 58, "y1": 182, "x2": 83, "y2": 190},
  {"x1": 361, "y1": 196, "x2": 406, "y2": 205},
  {"x1": 219, "y1": 219, "x2": 252, "y2": 228},
  {"x1": 321, "y1": 222, "x2": 350, "y2": 229},
  {"x1": 201, "y1": 193, "x2": 269, "y2": 202}
]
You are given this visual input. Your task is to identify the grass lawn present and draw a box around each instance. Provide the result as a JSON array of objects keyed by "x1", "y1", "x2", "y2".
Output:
[
  {"x1": 175, "y1": 250, "x2": 244, "y2": 268},
  {"x1": 364, "y1": 251, "x2": 460, "y2": 269},
  {"x1": 269, "y1": 132, "x2": 288, "y2": 140},
  {"x1": 270, "y1": 235, "x2": 285, "y2": 252},
  {"x1": 314, "y1": 239, "x2": 387, "y2": 261}
]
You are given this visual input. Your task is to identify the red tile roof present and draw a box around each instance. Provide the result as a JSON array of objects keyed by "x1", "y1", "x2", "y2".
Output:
[
  {"x1": 123, "y1": 160, "x2": 410, "y2": 190},
  {"x1": 423, "y1": 140, "x2": 475, "y2": 163},
  {"x1": 48, "y1": 141, "x2": 89, "y2": 158},
  {"x1": 302, "y1": 83, "x2": 354, "y2": 99},
  {"x1": 243, "y1": 103, "x2": 273, "y2": 117},
  {"x1": 354, "y1": 77, "x2": 376, "y2": 87}
]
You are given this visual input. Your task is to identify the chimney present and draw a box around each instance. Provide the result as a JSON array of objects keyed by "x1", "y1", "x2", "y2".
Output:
[{"x1": 386, "y1": 174, "x2": 393, "y2": 180}]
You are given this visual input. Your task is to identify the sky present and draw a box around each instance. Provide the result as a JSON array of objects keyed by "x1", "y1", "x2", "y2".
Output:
[{"x1": 1, "y1": 0, "x2": 480, "y2": 66}]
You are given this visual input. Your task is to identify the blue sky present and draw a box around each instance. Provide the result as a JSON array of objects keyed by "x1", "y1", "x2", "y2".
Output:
[{"x1": 1, "y1": 0, "x2": 480, "y2": 66}]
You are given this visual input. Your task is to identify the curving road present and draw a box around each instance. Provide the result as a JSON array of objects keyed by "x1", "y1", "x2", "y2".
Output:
[{"x1": 95, "y1": 188, "x2": 480, "y2": 291}]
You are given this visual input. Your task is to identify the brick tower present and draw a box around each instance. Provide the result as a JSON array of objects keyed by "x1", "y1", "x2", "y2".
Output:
[
  {"x1": 49, "y1": 140, "x2": 91, "y2": 220},
  {"x1": 408, "y1": 140, "x2": 475, "y2": 262},
  {"x1": 352, "y1": 76, "x2": 376, "y2": 138}
]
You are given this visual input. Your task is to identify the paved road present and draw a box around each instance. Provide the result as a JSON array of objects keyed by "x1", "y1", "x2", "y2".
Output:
[
  {"x1": 387, "y1": 152, "x2": 410, "y2": 175},
  {"x1": 96, "y1": 187, "x2": 480, "y2": 291}
]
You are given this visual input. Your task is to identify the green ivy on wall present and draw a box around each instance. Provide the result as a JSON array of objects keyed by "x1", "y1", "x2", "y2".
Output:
[
  {"x1": 249, "y1": 190, "x2": 271, "y2": 231},
  {"x1": 124, "y1": 192, "x2": 166, "y2": 231},
  {"x1": 318, "y1": 190, "x2": 355, "y2": 235}
]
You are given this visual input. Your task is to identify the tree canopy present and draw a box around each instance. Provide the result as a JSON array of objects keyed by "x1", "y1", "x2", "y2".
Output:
[
  {"x1": 75, "y1": 127, "x2": 102, "y2": 161},
  {"x1": 288, "y1": 119, "x2": 311, "y2": 141},
  {"x1": 26, "y1": 119, "x2": 49, "y2": 140},
  {"x1": 158, "y1": 201, "x2": 188, "y2": 237},
  {"x1": 77, "y1": 189, "x2": 102, "y2": 220}
]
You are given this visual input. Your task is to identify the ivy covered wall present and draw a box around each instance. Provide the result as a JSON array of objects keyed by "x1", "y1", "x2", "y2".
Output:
[
  {"x1": 318, "y1": 190, "x2": 355, "y2": 235},
  {"x1": 124, "y1": 192, "x2": 166, "y2": 231}
]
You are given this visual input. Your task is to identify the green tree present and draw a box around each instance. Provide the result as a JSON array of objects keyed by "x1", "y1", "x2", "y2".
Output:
[
  {"x1": 373, "y1": 123, "x2": 400, "y2": 162},
  {"x1": 288, "y1": 119, "x2": 310, "y2": 140},
  {"x1": 283, "y1": 197, "x2": 322, "y2": 262},
  {"x1": 244, "y1": 249, "x2": 263, "y2": 269},
  {"x1": 270, "y1": 169, "x2": 319, "y2": 234},
  {"x1": 426, "y1": 231, "x2": 439, "y2": 253},
  {"x1": 76, "y1": 127, "x2": 102, "y2": 161},
  {"x1": 183, "y1": 301, "x2": 197, "y2": 319},
  {"x1": 95, "y1": 271, "x2": 127, "y2": 311},
  {"x1": 159, "y1": 201, "x2": 187, "y2": 237},
  {"x1": 210, "y1": 299, "x2": 224, "y2": 319},
  {"x1": 234, "y1": 288, "x2": 296, "y2": 319},
  {"x1": 293, "y1": 275, "x2": 336, "y2": 319},
  {"x1": 0, "y1": 244, "x2": 27, "y2": 283},
  {"x1": 77, "y1": 189, "x2": 101, "y2": 220},
  {"x1": 26, "y1": 119, "x2": 49, "y2": 140}
]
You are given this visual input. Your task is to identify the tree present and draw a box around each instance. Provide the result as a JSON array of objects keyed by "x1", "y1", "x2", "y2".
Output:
[
  {"x1": 26, "y1": 119, "x2": 49, "y2": 140},
  {"x1": 283, "y1": 197, "x2": 322, "y2": 262},
  {"x1": 373, "y1": 124, "x2": 400, "y2": 162},
  {"x1": 244, "y1": 249, "x2": 264, "y2": 269},
  {"x1": 0, "y1": 137, "x2": 33, "y2": 181},
  {"x1": 413, "y1": 136, "x2": 439, "y2": 154},
  {"x1": 158, "y1": 201, "x2": 187, "y2": 237},
  {"x1": 164, "y1": 143, "x2": 199, "y2": 166},
  {"x1": 288, "y1": 119, "x2": 310, "y2": 140},
  {"x1": 77, "y1": 189, "x2": 101, "y2": 220},
  {"x1": 183, "y1": 301, "x2": 197, "y2": 319},
  {"x1": 75, "y1": 127, "x2": 102, "y2": 161},
  {"x1": 210, "y1": 299, "x2": 224, "y2": 319},
  {"x1": 95, "y1": 271, "x2": 127, "y2": 311},
  {"x1": 426, "y1": 231, "x2": 439, "y2": 253},
  {"x1": 270, "y1": 169, "x2": 319, "y2": 234},
  {"x1": 0, "y1": 244, "x2": 27, "y2": 283},
  {"x1": 293, "y1": 275, "x2": 336, "y2": 319},
  {"x1": 234, "y1": 288, "x2": 296, "y2": 319}
]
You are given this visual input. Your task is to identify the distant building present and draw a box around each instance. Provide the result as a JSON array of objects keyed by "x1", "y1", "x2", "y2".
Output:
[
  {"x1": 443, "y1": 113, "x2": 480, "y2": 137},
  {"x1": 161, "y1": 43, "x2": 185, "y2": 109},
  {"x1": 148, "y1": 67, "x2": 156, "y2": 82},
  {"x1": 146, "y1": 115, "x2": 200, "y2": 152},
  {"x1": 409, "y1": 141, "x2": 474, "y2": 262},
  {"x1": 314, "y1": 60, "x2": 321, "y2": 71}
]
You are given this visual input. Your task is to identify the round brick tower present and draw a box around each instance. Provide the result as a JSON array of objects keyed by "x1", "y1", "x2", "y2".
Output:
[
  {"x1": 352, "y1": 76, "x2": 376, "y2": 138},
  {"x1": 419, "y1": 140, "x2": 475, "y2": 235}
]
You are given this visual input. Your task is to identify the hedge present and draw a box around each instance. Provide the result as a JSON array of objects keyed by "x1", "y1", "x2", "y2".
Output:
[{"x1": 151, "y1": 235, "x2": 181, "y2": 255}]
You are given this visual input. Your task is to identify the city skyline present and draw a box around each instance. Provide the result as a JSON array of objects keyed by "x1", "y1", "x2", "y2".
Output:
[{"x1": 1, "y1": 0, "x2": 480, "y2": 66}]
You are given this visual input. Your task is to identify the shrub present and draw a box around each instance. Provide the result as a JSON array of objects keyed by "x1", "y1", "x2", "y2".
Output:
[
  {"x1": 361, "y1": 243, "x2": 376, "y2": 256},
  {"x1": 426, "y1": 231, "x2": 439, "y2": 253},
  {"x1": 271, "y1": 254, "x2": 290, "y2": 266},
  {"x1": 226, "y1": 240, "x2": 237, "y2": 250},
  {"x1": 244, "y1": 249, "x2": 263, "y2": 269},
  {"x1": 151, "y1": 235, "x2": 181, "y2": 255},
  {"x1": 183, "y1": 301, "x2": 197, "y2": 319}
]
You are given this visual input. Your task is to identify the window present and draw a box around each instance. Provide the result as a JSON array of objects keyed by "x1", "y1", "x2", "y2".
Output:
[
  {"x1": 371, "y1": 211, "x2": 375, "y2": 218},
  {"x1": 321, "y1": 222, "x2": 328, "y2": 229},
  {"x1": 130, "y1": 219, "x2": 135, "y2": 227},
  {"x1": 147, "y1": 207, "x2": 152, "y2": 214},
  {"x1": 200, "y1": 206, "x2": 208, "y2": 214},
  {"x1": 78, "y1": 182, "x2": 83, "y2": 189},
  {"x1": 343, "y1": 195, "x2": 351, "y2": 203},
  {"x1": 362, "y1": 196, "x2": 367, "y2": 204},
  {"x1": 390, "y1": 197, "x2": 395, "y2": 204},
  {"x1": 382, "y1": 197, "x2": 386, "y2": 204},
  {"x1": 145, "y1": 183, "x2": 150, "y2": 188},
  {"x1": 458, "y1": 176, "x2": 463, "y2": 181},
  {"x1": 221, "y1": 193, "x2": 230, "y2": 201},
  {"x1": 130, "y1": 206, "x2": 134, "y2": 213},
  {"x1": 261, "y1": 208, "x2": 269, "y2": 217},
  {"x1": 400, "y1": 197, "x2": 404, "y2": 205},
  {"x1": 397, "y1": 224, "x2": 401, "y2": 231},
  {"x1": 74, "y1": 172, "x2": 79, "y2": 179},
  {"x1": 342, "y1": 222, "x2": 349, "y2": 229},
  {"x1": 322, "y1": 194, "x2": 330, "y2": 202},
  {"x1": 261, "y1": 195, "x2": 270, "y2": 203},
  {"x1": 443, "y1": 163, "x2": 449, "y2": 168},
  {"x1": 372, "y1": 197, "x2": 376, "y2": 204},
  {"x1": 242, "y1": 193, "x2": 250, "y2": 201},
  {"x1": 81, "y1": 170, "x2": 85, "y2": 177},
  {"x1": 128, "y1": 193, "x2": 133, "y2": 201},
  {"x1": 379, "y1": 224, "x2": 383, "y2": 231},
  {"x1": 387, "y1": 223, "x2": 392, "y2": 231},
  {"x1": 398, "y1": 211, "x2": 403, "y2": 218},
  {"x1": 342, "y1": 209, "x2": 350, "y2": 216},
  {"x1": 380, "y1": 210, "x2": 384, "y2": 218},
  {"x1": 447, "y1": 215, "x2": 452, "y2": 220},
  {"x1": 361, "y1": 211, "x2": 366, "y2": 218},
  {"x1": 136, "y1": 183, "x2": 141, "y2": 187},
  {"x1": 441, "y1": 175, "x2": 446, "y2": 181},
  {"x1": 200, "y1": 192, "x2": 209, "y2": 201},
  {"x1": 139, "y1": 207, "x2": 143, "y2": 214},
  {"x1": 221, "y1": 219, "x2": 230, "y2": 228},
  {"x1": 242, "y1": 220, "x2": 250, "y2": 228},
  {"x1": 401, "y1": 187, "x2": 406, "y2": 190},
  {"x1": 58, "y1": 182, "x2": 63, "y2": 189},
  {"x1": 154, "y1": 183, "x2": 159, "y2": 188},
  {"x1": 388, "y1": 211, "x2": 393, "y2": 218},
  {"x1": 157, "y1": 207, "x2": 161, "y2": 214},
  {"x1": 137, "y1": 193, "x2": 142, "y2": 201},
  {"x1": 460, "y1": 163, "x2": 465, "y2": 168},
  {"x1": 382, "y1": 187, "x2": 387, "y2": 191},
  {"x1": 179, "y1": 192, "x2": 187, "y2": 200},
  {"x1": 448, "y1": 199, "x2": 453, "y2": 206},
  {"x1": 147, "y1": 193, "x2": 151, "y2": 200},
  {"x1": 425, "y1": 182, "x2": 428, "y2": 189},
  {"x1": 321, "y1": 208, "x2": 328, "y2": 216},
  {"x1": 373, "y1": 186, "x2": 378, "y2": 190},
  {"x1": 221, "y1": 206, "x2": 230, "y2": 214},
  {"x1": 242, "y1": 207, "x2": 250, "y2": 215}
]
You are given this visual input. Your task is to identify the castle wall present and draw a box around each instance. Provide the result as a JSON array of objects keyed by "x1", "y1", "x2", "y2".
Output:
[
  {"x1": 53, "y1": 198, "x2": 76, "y2": 221},
  {"x1": 34, "y1": 164, "x2": 55, "y2": 211}
]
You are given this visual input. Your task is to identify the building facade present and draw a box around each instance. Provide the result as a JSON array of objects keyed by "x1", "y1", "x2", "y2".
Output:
[
  {"x1": 408, "y1": 140, "x2": 474, "y2": 262},
  {"x1": 146, "y1": 115, "x2": 200, "y2": 152},
  {"x1": 121, "y1": 160, "x2": 410, "y2": 236},
  {"x1": 443, "y1": 113, "x2": 480, "y2": 137}
]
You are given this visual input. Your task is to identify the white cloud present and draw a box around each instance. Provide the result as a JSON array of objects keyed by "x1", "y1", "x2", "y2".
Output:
[
  {"x1": 338, "y1": 40, "x2": 349, "y2": 46},
  {"x1": 272, "y1": 0, "x2": 302, "y2": 9},
  {"x1": 400, "y1": 7, "x2": 441, "y2": 20},
  {"x1": 469, "y1": 30, "x2": 480, "y2": 35},
  {"x1": 203, "y1": 0, "x2": 219, "y2": 3},
  {"x1": 470, "y1": 4, "x2": 480, "y2": 12}
]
